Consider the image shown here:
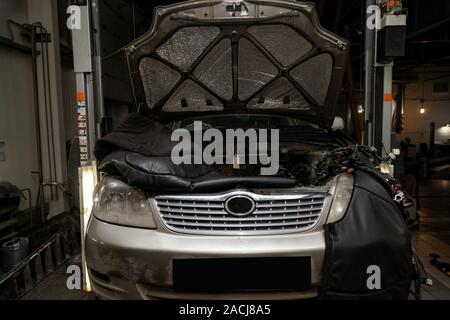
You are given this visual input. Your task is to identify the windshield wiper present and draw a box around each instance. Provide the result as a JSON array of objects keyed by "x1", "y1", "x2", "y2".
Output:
[{"x1": 280, "y1": 137, "x2": 339, "y2": 147}]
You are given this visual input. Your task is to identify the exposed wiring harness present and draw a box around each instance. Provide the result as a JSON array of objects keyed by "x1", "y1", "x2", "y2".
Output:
[{"x1": 315, "y1": 145, "x2": 393, "y2": 191}]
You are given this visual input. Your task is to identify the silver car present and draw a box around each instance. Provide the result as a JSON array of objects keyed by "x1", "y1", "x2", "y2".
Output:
[{"x1": 86, "y1": 0, "x2": 415, "y2": 300}]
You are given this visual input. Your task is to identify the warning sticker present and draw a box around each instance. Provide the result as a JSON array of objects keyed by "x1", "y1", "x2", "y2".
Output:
[{"x1": 77, "y1": 92, "x2": 88, "y2": 162}]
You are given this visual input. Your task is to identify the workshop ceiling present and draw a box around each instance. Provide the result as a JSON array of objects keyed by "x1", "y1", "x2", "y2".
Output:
[
  {"x1": 98, "y1": 0, "x2": 450, "y2": 94},
  {"x1": 309, "y1": 0, "x2": 450, "y2": 77}
]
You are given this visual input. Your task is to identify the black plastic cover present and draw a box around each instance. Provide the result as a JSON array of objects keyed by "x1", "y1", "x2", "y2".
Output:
[
  {"x1": 98, "y1": 151, "x2": 216, "y2": 192},
  {"x1": 94, "y1": 113, "x2": 177, "y2": 161},
  {"x1": 320, "y1": 170, "x2": 414, "y2": 299},
  {"x1": 99, "y1": 151, "x2": 296, "y2": 192},
  {"x1": 96, "y1": 113, "x2": 297, "y2": 192}
]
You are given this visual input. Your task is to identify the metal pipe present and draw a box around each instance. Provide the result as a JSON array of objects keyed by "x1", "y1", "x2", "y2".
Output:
[
  {"x1": 30, "y1": 26, "x2": 46, "y2": 222},
  {"x1": 364, "y1": 0, "x2": 376, "y2": 146},
  {"x1": 36, "y1": 24, "x2": 55, "y2": 200},
  {"x1": 34, "y1": 23, "x2": 59, "y2": 200},
  {"x1": 43, "y1": 27, "x2": 58, "y2": 200},
  {"x1": 381, "y1": 63, "x2": 393, "y2": 157},
  {"x1": 91, "y1": 0, "x2": 106, "y2": 133},
  {"x1": 30, "y1": 26, "x2": 44, "y2": 198}
]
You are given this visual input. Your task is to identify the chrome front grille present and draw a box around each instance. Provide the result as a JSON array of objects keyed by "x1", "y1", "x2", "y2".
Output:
[{"x1": 154, "y1": 191, "x2": 328, "y2": 235}]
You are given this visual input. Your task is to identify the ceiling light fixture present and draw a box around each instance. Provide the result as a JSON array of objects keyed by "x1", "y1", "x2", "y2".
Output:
[
  {"x1": 357, "y1": 104, "x2": 364, "y2": 114},
  {"x1": 419, "y1": 99, "x2": 425, "y2": 114}
]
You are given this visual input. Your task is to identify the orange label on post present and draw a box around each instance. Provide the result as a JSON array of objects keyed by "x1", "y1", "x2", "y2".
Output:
[
  {"x1": 384, "y1": 1, "x2": 399, "y2": 7},
  {"x1": 77, "y1": 92, "x2": 85, "y2": 102},
  {"x1": 384, "y1": 93, "x2": 393, "y2": 102}
]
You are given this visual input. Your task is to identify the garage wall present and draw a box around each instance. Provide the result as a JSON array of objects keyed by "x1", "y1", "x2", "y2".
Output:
[
  {"x1": 0, "y1": 0, "x2": 38, "y2": 210},
  {"x1": 0, "y1": 0, "x2": 29, "y2": 46},
  {"x1": 401, "y1": 69, "x2": 450, "y2": 147},
  {"x1": 0, "y1": 0, "x2": 75, "y2": 213}
]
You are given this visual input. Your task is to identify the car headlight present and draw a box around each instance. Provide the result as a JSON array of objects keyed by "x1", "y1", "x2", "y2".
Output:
[
  {"x1": 92, "y1": 177, "x2": 156, "y2": 229},
  {"x1": 326, "y1": 173, "x2": 354, "y2": 224}
]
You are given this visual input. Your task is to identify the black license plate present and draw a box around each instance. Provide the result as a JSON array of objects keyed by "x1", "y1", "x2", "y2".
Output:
[{"x1": 173, "y1": 257, "x2": 311, "y2": 292}]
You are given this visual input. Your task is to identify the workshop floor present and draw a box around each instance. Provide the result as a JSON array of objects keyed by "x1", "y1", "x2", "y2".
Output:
[
  {"x1": 411, "y1": 178, "x2": 450, "y2": 299},
  {"x1": 21, "y1": 178, "x2": 450, "y2": 300},
  {"x1": 21, "y1": 254, "x2": 94, "y2": 300}
]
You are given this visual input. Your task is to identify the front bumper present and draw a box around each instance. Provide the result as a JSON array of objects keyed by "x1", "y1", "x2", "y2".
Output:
[{"x1": 85, "y1": 217, "x2": 325, "y2": 300}]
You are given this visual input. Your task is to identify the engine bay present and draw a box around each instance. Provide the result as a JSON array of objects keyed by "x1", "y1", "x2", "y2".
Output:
[{"x1": 212, "y1": 142, "x2": 331, "y2": 187}]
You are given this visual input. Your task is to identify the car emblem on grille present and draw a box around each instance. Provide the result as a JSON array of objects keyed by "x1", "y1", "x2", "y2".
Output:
[{"x1": 225, "y1": 195, "x2": 255, "y2": 217}]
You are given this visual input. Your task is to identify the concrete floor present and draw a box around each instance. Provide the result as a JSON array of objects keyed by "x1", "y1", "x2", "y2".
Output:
[
  {"x1": 411, "y1": 178, "x2": 450, "y2": 300},
  {"x1": 21, "y1": 255, "x2": 94, "y2": 300},
  {"x1": 21, "y1": 179, "x2": 450, "y2": 300}
]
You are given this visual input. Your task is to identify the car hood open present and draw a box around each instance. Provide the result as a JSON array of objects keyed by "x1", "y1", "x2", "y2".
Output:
[{"x1": 125, "y1": 0, "x2": 349, "y2": 126}]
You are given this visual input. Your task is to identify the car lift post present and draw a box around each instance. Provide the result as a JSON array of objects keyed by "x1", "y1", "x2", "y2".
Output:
[
  {"x1": 365, "y1": 0, "x2": 407, "y2": 158},
  {"x1": 70, "y1": 0, "x2": 103, "y2": 291}
]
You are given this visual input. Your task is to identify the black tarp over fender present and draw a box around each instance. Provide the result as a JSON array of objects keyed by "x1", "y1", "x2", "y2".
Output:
[{"x1": 320, "y1": 170, "x2": 414, "y2": 299}]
